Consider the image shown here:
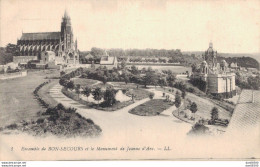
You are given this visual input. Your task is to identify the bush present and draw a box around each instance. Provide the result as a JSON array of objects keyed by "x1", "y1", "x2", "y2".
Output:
[
  {"x1": 187, "y1": 87, "x2": 195, "y2": 93},
  {"x1": 36, "y1": 118, "x2": 45, "y2": 124},
  {"x1": 122, "y1": 89, "x2": 127, "y2": 94},
  {"x1": 149, "y1": 92, "x2": 155, "y2": 99},
  {"x1": 65, "y1": 107, "x2": 77, "y2": 113},
  {"x1": 86, "y1": 119, "x2": 94, "y2": 124},
  {"x1": 6, "y1": 123, "x2": 18, "y2": 130},
  {"x1": 56, "y1": 103, "x2": 65, "y2": 110}
]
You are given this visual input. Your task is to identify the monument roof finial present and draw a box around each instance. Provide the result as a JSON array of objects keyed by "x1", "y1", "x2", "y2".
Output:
[{"x1": 209, "y1": 41, "x2": 213, "y2": 48}]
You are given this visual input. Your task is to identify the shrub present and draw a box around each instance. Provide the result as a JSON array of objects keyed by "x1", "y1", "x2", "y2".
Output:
[
  {"x1": 36, "y1": 118, "x2": 45, "y2": 124},
  {"x1": 187, "y1": 87, "x2": 195, "y2": 93},
  {"x1": 103, "y1": 88, "x2": 117, "y2": 106},
  {"x1": 6, "y1": 123, "x2": 18, "y2": 130},
  {"x1": 190, "y1": 122, "x2": 209, "y2": 134},
  {"x1": 149, "y1": 92, "x2": 155, "y2": 99},
  {"x1": 211, "y1": 107, "x2": 219, "y2": 121},
  {"x1": 56, "y1": 103, "x2": 65, "y2": 110},
  {"x1": 86, "y1": 119, "x2": 94, "y2": 124},
  {"x1": 122, "y1": 89, "x2": 127, "y2": 94}
]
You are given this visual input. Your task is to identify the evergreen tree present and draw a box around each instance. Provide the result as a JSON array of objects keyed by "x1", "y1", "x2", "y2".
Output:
[
  {"x1": 175, "y1": 93, "x2": 182, "y2": 116},
  {"x1": 92, "y1": 87, "x2": 103, "y2": 105},
  {"x1": 82, "y1": 86, "x2": 91, "y2": 101},
  {"x1": 103, "y1": 88, "x2": 117, "y2": 106}
]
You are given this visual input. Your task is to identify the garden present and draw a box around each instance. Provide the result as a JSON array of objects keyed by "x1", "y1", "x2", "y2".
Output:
[{"x1": 129, "y1": 99, "x2": 174, "y2": 116}]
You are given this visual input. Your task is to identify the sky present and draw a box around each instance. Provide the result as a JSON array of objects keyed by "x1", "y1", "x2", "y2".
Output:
[{"x1": 0, "y1": 0, "x2": 260, "y2": 53}]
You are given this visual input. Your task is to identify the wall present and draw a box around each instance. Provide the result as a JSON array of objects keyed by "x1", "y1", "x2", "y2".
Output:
[
  {"x1": 0, "y1": 71, "x2": 27, "y2": 80},
  {"x1": 13, "y1": 56, "x2": 37, "y2": 64}
]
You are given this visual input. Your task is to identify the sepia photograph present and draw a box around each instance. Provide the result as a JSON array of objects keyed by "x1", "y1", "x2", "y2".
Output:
[{"x1": 0, "y1": 0, "x2": 259, "y2": 162}]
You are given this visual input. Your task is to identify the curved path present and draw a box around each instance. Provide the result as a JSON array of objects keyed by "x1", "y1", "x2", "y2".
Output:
[{"x1": 49, "y1": 84, "x2": 192, "y2": 141}]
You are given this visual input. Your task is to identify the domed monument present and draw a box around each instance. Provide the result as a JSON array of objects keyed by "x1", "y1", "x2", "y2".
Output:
[{"x1": 191, "y1": 42, "x2": 236, "y2": 98}]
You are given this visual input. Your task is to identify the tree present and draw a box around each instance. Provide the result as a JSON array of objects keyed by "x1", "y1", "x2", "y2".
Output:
[
  {"x1": 121, "y1": 60, "x2": 127, "y2": 69},
  {"x1": 91, "y1": 47, "x2": 105, "y2": 58},
  {"x1": 142, "y1": 72, "x2": 158, "y2": 87},
  {"x1": 175, "y1": 92, "x2": 182, "y2": 116},
  {"x1": 130, "y1": 65, "x2": 139, "y2": 75},
  {"x1": 176, "y1": 91, "x2": 180, "y2": 96},
  {"x1": 181, "y1": 90, "x2": 186, "y2": 99},
  {"x1": 60, "y1": 71, "x2": 66, "y2": 77},
  {"x1": 190, "y1": 102, "x2": 198, "y2": 121},
  {"x1": 149, "y1": 92, "x2": 155, "y2": 99},
  {"x1": 185, "y1": 98, "x2": 192, "y2": 110},
  {"x1": 166, "y1": 73, "x2": 176, "y2": 87},
  {"x1": 181, "y1": 90, "x2": 187, "y2": 108},
  {"x1": 6, "y1": 43, "x2": 18, "y2": 55},
  {"x1": 247, "y1": 75, "x2": 260, "y2": 90},
  {"x1": 67, "y1": 80, "x2": 75, "y2": 90},
  {"x1": 82, "y1": 86, "x2": 92, "y2": 101},
  {"x1": 103, "y1": 88, "x2": 117, "y2": 106},
  {"x1": 123, "y1": 73, "x2": 130, "y2": 85},
  {"x1": 158, "y1": 77, "x2": 167, "y2": 88},
  {"x1": 102, "y1": 76, "x2": 108, "y2": 85},
  {"x1": 91, "y1": 61, "x2": 95, "y2": 69},
  {"x1": 75, "y1": 84, "x2": 81, "y2": 99},
  {"x1": 211, "y1": 107, "x2": 219, "y2": 122},
  {"x1": 92, "y1": 87, "x2": 103, "y2": 105}
]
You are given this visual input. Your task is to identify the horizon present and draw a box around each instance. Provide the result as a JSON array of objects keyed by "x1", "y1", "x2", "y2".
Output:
[{"x1": 1, "y1": 0, "x2": 260, "y2": 54}]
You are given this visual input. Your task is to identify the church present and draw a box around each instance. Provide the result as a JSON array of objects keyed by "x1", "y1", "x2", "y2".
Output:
[{"x1": 14, "y1": 10, "x2": 79, "y2": 66}]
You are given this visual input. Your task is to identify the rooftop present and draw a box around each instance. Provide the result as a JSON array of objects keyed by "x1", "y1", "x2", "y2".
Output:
[{"x1": 20, "y1": 32, "x2": 61, "y2": 40}]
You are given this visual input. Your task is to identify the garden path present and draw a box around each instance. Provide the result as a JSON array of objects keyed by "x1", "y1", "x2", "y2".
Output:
[{"x1": 49, "y1": 84, "x2": 192, "y2": 139}]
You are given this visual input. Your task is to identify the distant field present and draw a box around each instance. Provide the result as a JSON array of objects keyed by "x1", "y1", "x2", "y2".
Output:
[
  {"x1": 0, "y1": 70, "x2": 60, "y2": 127},
  {"x1": 127, "y1": 65, "x2": 191, "y2": 73}
]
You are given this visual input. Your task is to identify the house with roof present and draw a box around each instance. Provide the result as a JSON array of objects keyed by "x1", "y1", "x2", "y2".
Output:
[
  {"x1": 100, "y1": 51, "x2": 118, "y2": 69},
  {"x1": 85, "y1": 53, "x2": 94, "y2": 60}
]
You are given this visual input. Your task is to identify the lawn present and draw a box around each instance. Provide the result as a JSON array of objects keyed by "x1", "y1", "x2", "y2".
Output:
[
  {"x1": 62, "y1": 87, "x2": 135, "y2": 111},
  {"x1": 155, "y1": 86, "x2": 233, "y2": 123},
  {"x1": 0, "y1": 69, "x2": 60, "y2": 127},
  {"x1": 37, "y1": 79, "x2": 59, "y2": 107},
  {"x1": 61, "y1": 83, "x2": 151, "y2": 111},
  {"x1": 129, "y1": 99, "x2": 174, "y2": 116},
  {"x1": 72, "y1": 78, "x2": 99, "y2": 87}
]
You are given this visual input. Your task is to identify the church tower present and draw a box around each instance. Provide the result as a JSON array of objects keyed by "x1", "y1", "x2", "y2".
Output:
[{"x1": 61, "y1": 10, "x2": 73, "y2": 51}]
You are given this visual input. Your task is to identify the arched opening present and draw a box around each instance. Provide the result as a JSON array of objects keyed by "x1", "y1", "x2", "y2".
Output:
[{"x1": 69, "y1": 53, "x2": 73, "y2": 59}]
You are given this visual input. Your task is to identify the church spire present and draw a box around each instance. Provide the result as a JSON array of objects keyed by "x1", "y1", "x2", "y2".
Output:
[
  {"x1": 64, "y1": 9, "x2": 68, "y2": 18},
  {"x1": 59, "y1": 38, "x2": 62, "y2": 52},
  {"x1": 75, "y1": 38, "x2": 78, "y2": 51}
]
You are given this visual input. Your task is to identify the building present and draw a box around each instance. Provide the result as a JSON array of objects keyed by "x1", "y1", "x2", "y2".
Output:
[
  {"x1": 230, "y1": 62, "x2": 238, "y2": 69},
  {"x1": 247, "y1": 68, "x2": 258, "y2": 73},
  {"x1": 13, "y1": 56, "x2": 38, "y2": 65},
  {"x1": 85, "y1": 53, "x2": 94, "y2": 60},
  {"x1": 15, "y1": 10, "x2": 79, "y2": 66},
  {"x1": 100, "y1": 51, "x2": 118, "y2": 69},
  {"x1": 191, "y1": 42, "x2": 236, "y2": 98}
]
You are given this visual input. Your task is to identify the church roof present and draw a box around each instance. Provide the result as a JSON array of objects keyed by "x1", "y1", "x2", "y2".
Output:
[
  {"x1": 20, "y1": 32, "x2": 61, "y2": 40},
  {"x1": 100, "y1": 56, "x2": 117, "y2": 65}
]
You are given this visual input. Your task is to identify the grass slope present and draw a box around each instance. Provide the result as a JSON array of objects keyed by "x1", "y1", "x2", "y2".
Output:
[{"x1": 129, "y1": 99, "x2": 173, "y2": 116}]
